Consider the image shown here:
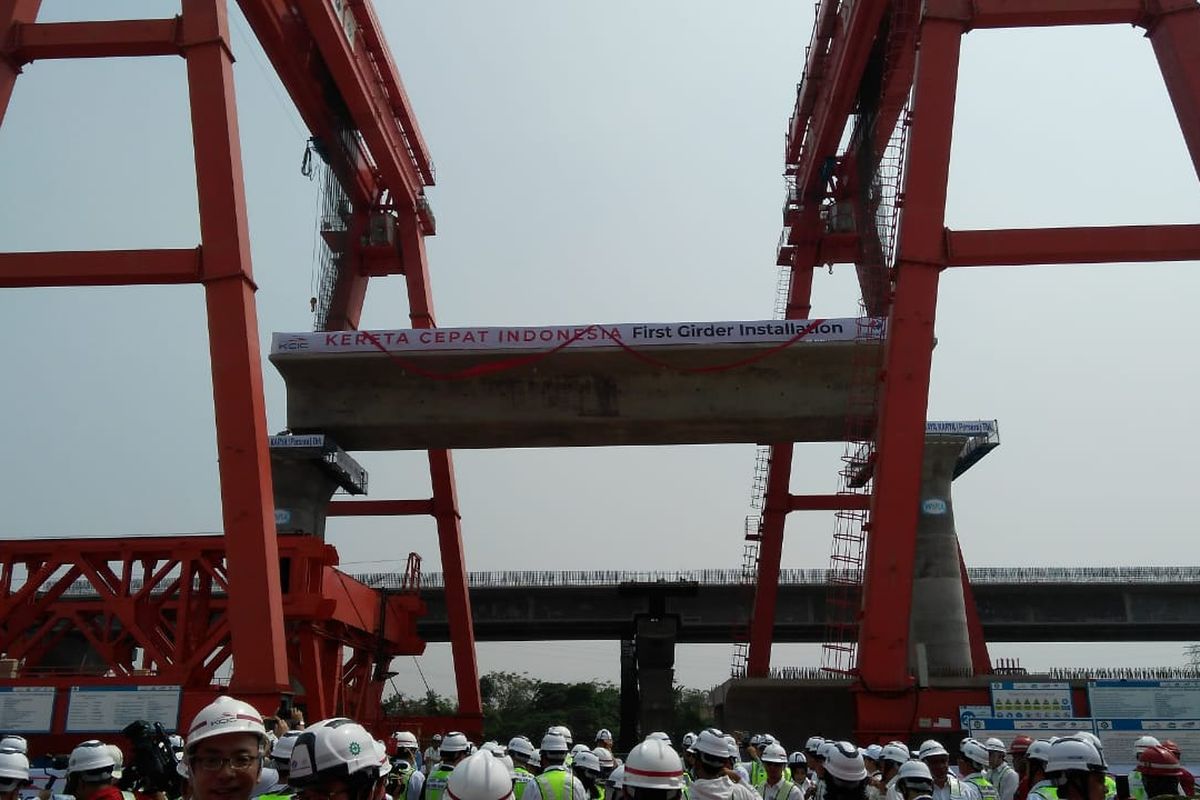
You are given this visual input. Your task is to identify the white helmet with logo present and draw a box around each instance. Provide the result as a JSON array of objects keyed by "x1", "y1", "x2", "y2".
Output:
[
  {"x1": 623, "y1": 738, "x2": 684, "y2": 790},
  {"x1": 593, "y1": 747, "x2": 615, "y2": 769},
  {"x1": 447, "y1": 751, "x2": 514, "y2": 800},
  {"x1": 186, "y1": 696, "x2": 268, "y2": 753},
  {"x1": 1045, "y1": 737, "x2": 1107, "y2": 775},
  {"x1": 1026, "y1": 740, "x2": 1053, "y2": 764},
  {"x1": 0, "y1": 749, "x2": 31, "y2": 788},
  {"x1": 805, "y1": 737, "x2": 826, "y2": 755},
  {"x1": 68, "y1": 741, "x2": 117, "y2": 782},
  {"x1": 880, "y1": 742, "x2": 911, "y2": 766},
  {"x1": 508, "y1": 737, "x2": 535, "y2": 759},
  {"x1": 896, "y1": 760, "x2": 933, "y2": 793},
  {"x1": 574, "y1": 751, "x2": 602, "y2": 775},
  {"x1": 393, "y1": 732, "x2": 420, "y2": 750},
  {"x1": 761, "y1": 744, "x2": 788, "y2": 765},
  {"x1": 289, "y1": 720, "x2": 383, "y2": 788},
  {"x1": 960, "y1": 740, "x2": 990, "y2": 770},
  {"x1": 824, "y1": 742, "x2": 869, "y2": 783},
  {"x1": 918, "y1": 740, "x2": 949, "y2": 761},
  {"x1": 272, "y1": 731, "x2": 302, "y2": 766}
]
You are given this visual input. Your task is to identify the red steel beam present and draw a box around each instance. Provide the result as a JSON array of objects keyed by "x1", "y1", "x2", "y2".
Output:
[
  {"x1": 5, "y1": 19, "x2": 181, "y2": 62},
  {"x1": 945, "y1": 224, "x2": 1200, "y2": 266},
  {"x1": 789, "y1": 494, "x2": 872, "y2": 511},
  {"x1": 857, "y1": 14, "x2": 965, "y2": 701},
  {"x1": 746, "y1": 443, "x2": 794, "y2": 677},
  {"x1": 182, "y1": 0, "x2": 288, "y2": 697},
  {"x1": 327, "y1": 499, "x2": 435, "y2": 516},
  {"x1": 968, "y1": 0, "x2": 1145, "y2": 28},
  {"x1": 958, "y1": 544, "x2": 992, "y2": 675},
  {"x1": 0, "y1": 0, "x2": 42, "y2": 128},
  {"x1": 1146, "y1": 0, "x2": 1200, "y2": 181},
  {"x1": 0, "y1": 248, "x2": 202, "y2": 287}
]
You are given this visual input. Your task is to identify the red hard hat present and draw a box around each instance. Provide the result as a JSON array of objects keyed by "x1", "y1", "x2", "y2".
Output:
[
  {"x1": 1138, "y1": 745, "x2": 1183, "y2": 777},
  {"x1": 1009, "y1": 735, "x2": 1033, "y2": 755},
  {"x1": 1161, "y1": 740, "x2": 1182, "y2": 758}
]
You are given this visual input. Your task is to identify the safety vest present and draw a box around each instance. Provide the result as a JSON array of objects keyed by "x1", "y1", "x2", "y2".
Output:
[
  {"x1": 762, "y1": 776, "x2": 796, "y2": 800},
  {"x1": 425, "y1": 765, "x2": 454, "y2": 800},
  {"x1": 1102, "y1": 776, "x2": 1116, "y2": 800},
  {"x1": 966, "y1": 774, "x2": 999, "y2": 800},
  {"x1": 936, "y1": 775, "x2": 967, "y2": 800},
  {"x1": 258, "y1": 793, "x2": 295, "y2": 800},
  {"x1": 750, "y1": 761, "x2": 769, "y2": 791},
  {"x1": 514, "y1": 767, "x2": 536, "y2": 800},
  {"x1": 1027, "y1": 780, "x2": 1056, "y2": 800},
  {"x1": 535, "y1": 767, "x2": 580, "y2": 800},
  {"x1": 393, "y1": 765, "x2": 416, "y2": 800}
]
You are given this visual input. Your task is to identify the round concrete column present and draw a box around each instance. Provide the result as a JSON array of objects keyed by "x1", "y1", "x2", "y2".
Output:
[{"x1": 909, "y1": 436, "x2": 972, "y2": 676}]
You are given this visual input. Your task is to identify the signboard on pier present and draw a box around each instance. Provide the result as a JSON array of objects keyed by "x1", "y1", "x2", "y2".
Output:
[
  {"x1": 65, "y1": 685, "x2": 181, "y2": 733},
  {"x1": 1094, "y1": 718, "x2": 1200, "y2": 774},
  {"x1": 0, "y1": 686, "x2": 55, "y2": 733},
  {"x1": 990, "y1": 681, "x2": 1074, "y2": 718},
  {"x1": 961, "y1": 705, "x2": 1094, "y2": 748},
  {"x1": 1089, "y1": 681, "x2": 1200, "y2": 773}
]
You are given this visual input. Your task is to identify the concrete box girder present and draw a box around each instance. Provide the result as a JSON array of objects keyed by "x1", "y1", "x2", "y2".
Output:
[{"x1": 270, "y1": 321, "x2": 883, "y2": 450}]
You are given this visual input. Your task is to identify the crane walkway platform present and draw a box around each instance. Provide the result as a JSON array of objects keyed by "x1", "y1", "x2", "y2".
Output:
[{"x1": 269, "y1": 317, "x2": 883, "y2": 450}]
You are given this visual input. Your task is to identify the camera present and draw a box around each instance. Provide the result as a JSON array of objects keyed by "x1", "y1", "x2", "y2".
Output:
[{"x1": 120, "y1": 720, "x2": 183, "y2": 797}]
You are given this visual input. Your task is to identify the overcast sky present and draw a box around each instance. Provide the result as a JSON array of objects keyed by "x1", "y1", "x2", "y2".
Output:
[{"x1": 1, "y1": 1, "x2": 1197, "y2": 700}]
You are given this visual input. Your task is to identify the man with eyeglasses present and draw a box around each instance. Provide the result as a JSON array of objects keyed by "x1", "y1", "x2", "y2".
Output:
[{"x1": 182, "y1": 696, "x2": 270, "y2": 800}]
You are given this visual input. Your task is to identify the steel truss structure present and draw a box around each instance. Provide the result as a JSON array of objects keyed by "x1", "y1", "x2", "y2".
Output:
[
  {"x1": 0, "y1": 0, "x2": 480, "y2": 733},
  {"x1": 748, "y1": 0, "x2": 1200, "y2": 737}
]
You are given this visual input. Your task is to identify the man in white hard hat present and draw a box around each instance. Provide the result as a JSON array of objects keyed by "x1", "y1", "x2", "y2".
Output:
[
  {"x1": 817, "y1": 742, "x2": 869, "y2": 800},
  {"x1": 183, "y1": 696, "x2": 270, "y2": 800},
  {"x1": 623, "y1": 738, "x2": 686, "y2": 800},
  {"x1": 687, "y1": 730, "x2": 757, "y2": 800},
  {"x1": 956, "y1": 741, "x2": 996, "y2": 800},
  {"x1": 0, "y1": 747, "x2": 31, "y2": 800},
  {"x1": 65, "y1": 741, "x2": 122, "y2": 800},
  {"x1": 982, "y1": 741, "x2": 1015, "y2": 800},
  {"x1": 1128, "y1": 736, "x2": 1160, "y2": 800},
  {"x1": 917, "y1": 741, "x2": 961, "y2": 800},
  {"x1": 287, "y1": 721, "x2": 388, "y2": 800},
  {"x1": 422, "y1": 733, "x2": 470, "y2": 800},
  {"x1": 508, "y1": 738, "x2": 537, "y2": 800},
  {"x1": 893, "y1": 761, "x2": 934, "y2": 800},
  {"x1": 523, "y1": 733, "x2": 584, "y2": 800},
  {"x1": 1043, "y1": 737, "x2": 1107, "y2": 800},
  {"x1": 1023, "y1": 741, "x2": 1054, "y2": 800},
  {"x1": 875, "y1": 742, "x2": 910, "y2": 800},
  {"x1": 445, "y1": 751, "x2": 514, "y2": 800},
  {"x1": 388, "y1": 732, "x2": 425, "y2": 800},
  {"x1": 760, "y1": 744, "x2": 803, "y2": 800},
  {"x1": 595, "y1": 731, "x2": 614, "y2": 753}
]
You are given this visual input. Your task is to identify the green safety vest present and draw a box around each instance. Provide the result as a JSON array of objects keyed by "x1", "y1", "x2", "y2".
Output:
[
  {"x1": 1103, "y1": 776, "x2": 1116, "y2": 800},
  {"x1": 966, "y1": 774, "x2": 999, "y2": 800},
  {"x1": 534, "y1": 768, "x2": 581, "y2": 800},
  {"x1": 1028, "y1": 780, "x2": 1056, "y2": 800},
  {"x1": 258, "y1": 794, "x2": 294, "y2": 800},
  {"x1": 750, "y1": 761, "x2": 768, "y2": 790},
  {"x1": 393, "y1": 765, "x2": 416, "y2": 800},
  {"x1": 514, "y1": 767, "x2": 536, "y2": 800},
  {"x1": 425, "y1": 765, "x2": 454, "y2": 800}
]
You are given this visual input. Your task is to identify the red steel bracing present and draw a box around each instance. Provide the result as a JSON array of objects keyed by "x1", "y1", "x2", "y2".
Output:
[{"x1": 0, "y1": 0, "x2": 464, "y2": 727}]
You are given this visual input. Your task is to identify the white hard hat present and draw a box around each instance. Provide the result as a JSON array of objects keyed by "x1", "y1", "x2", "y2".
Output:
[
  {"x1": 288, "y1": 720, "x2": 383, "y2": 787},
  {"x1": 527, "y1": 751, "x2": 541, "y2": 769},
  {"x1": 447, "y1": 751, "x2": 514, "y2": 800},
  {"x1": 864, "y1": 744, "x2": 883, "y2": 762},
  {"x1": 1134, "y1": 735, "x2": 1161, "y2": 753},
  {"x1": 253, "y1": 767, "x2": 280, "y2": 798},
  {"x1": 486, "y1": 742, "x2": 507, "y2": 758},
  {"x1": 647, "y1": 732, "x2": 672, "y2": 746},
  {"x1": 0, "y1": 749, "x2": 31, "y2": 787},
  {"x1": 788, "y1": 751, "x2": 806, "y2": 766},
  {"x1": 507, "y1": 737, "x2": 534, "y2": 758},
  {"x1": 540, "y1": 733, "x2": 569, "y2": 754},
  {"x1": 441, "y1": 732, "x2": 472, "y2": 754},
  {"x1": 761, "y1": 743, "x2": 788, "y2": 764},
  {"x1": 623, "y1": 738, "x2": 684, "y2": 790},
  {"x1": 607, "y1": 764, "x2": 625, "y2": 788},
  {"x1": 805, "y1": 736, "x2": 825, "y2": 754},
  {"x1": 1027, "y1": 740, "x2": 1052, "y2": 764},
  {"x1": 896, "y1": 760, "x2": 933, "y2": 788},
  {"x1": 984, "y1": 738, "x2": 1006, "y2": 754},
  {"x1": 1075, "y1": 732, "x2": 1103, "y2": 753},
  {"x1": 106, "y1": 745, "x2": 125, "y2": 781},
  {"x1": 574, "y1": 751, "x2": 602, "y2": 774},
  {"x1": 880, "y1": 742, "x2": 911, "y2": 765},
  {"x1": 0, "y1": 738, "x2": 26, "y2": 755},
  {"x1": 596, "y1": 729, "x2": 613, "y2": 742},
  {"x1": 690, "y1": 730, "x2": 728, "y2": 760},
  {"x1": 918, "y1": 740, "x2": 949, "y2": 760},
  {"x1": 393, "y1": 731, "x2": 420, "y2": 750},
  {"x1": 824, "y1": 741, "x2": 869, "y2": 782},
  {"x1": 375, "y1": 740, "x2": 393, "y2": 778},
  {"x1": 186, "y1": 695, "x2": 268, "y2": 752},
  {"x1": 1045, "y1": 737, "x2": 1107, "y2": 774},
  {"x1": 271, "y1": 731, "x2": 302, "y2": 764},
  {"x1": 68, "y1": 740, "x2": 117, "y2": 781},
  {"x1": 681, "y1": 733, "x2": 697, "y2": 749},
  {"x1": 547, "y1": 725, "x2": 573, "y2": 745},
  {"x1": 571, "y1": 744, "x2": 589, "y2": 757},
  {"x1": 592, "y1": 747, "x2": 615, "y2": 769},
  {"x1": 960, "y1": 740, "x2": 990, "y2": 769},
  {"x1": 817, "y1": 741, "x2": 838, "y2": 760}
]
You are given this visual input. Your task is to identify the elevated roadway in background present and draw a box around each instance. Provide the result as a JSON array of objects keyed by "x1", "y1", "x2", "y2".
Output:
[{"x1": 352, "y1": 567, "x2": 1200, "y2": 643}]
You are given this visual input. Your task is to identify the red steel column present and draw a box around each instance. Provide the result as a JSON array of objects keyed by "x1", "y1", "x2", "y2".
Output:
[
  {"x1": 1147, "y1": 1, "x2": 1200, "y2": 180},
  {"x1": 856, "y1": 14, "x2": 964, "y2": 697},
  {"x1": 0, "y1": 0, "x2": 42, "y2": 126},
  {"x1": 182, "y1": 0, "x2": 288, "y2": 696},
  {"x1": 398, "y1": 209, "x2": 482, "y2": 722}
]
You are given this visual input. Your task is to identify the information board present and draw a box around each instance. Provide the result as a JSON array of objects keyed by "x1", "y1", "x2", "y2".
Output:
[
  {"x1": 0, "y1": 687, "x2": 55, "y2": 733},
  {"x1": 990, "y1": 681, "x2": 1074, "y2": 719},
  {"x1": 1089, "y1": 680, "x2": 1200, "y2": 720},
  {"x1": 65, "y1": 686, "x2": 181, "y2": 733},
  {"x1": 1094, "y1": 719, "x2": 1200, "y2": 774},
  {"x1": 962, "y1": 715, "x2": 1095, "y2": 749}
]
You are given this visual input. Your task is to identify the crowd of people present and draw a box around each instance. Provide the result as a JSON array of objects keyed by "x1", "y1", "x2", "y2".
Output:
[{"x1": 0, "y1": 699, "x2": 1194, "y2": 800}]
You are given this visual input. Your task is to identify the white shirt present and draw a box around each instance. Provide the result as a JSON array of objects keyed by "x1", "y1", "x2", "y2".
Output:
[
  {"x1": 989, "y1": 764, "x2": 1018, "y2": 800},
  {"x1": 522, "y1": 766, "x2": 588, "y2": 800},
  {"x1": 692, "y1": 776, "x2": 760, "y2": 800},
  {"x1": 933, "y1": 775, "x2": 970, "y2": 800},
  {"x1": 761, "y1": 780, "x2": 804, "y2": 800},
  {"x1": 407, "y1": 768, "x2": 426, "y2": 800}
]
